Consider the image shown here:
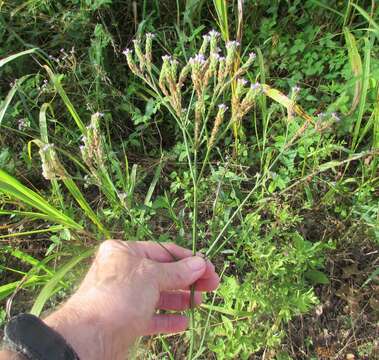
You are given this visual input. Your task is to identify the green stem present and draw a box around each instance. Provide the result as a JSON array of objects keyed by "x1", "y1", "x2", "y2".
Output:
[{"x1": 189, "y1": 136, "x2": 199, "y2": 359}]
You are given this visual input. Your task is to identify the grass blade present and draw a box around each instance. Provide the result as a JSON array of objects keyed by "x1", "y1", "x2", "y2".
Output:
[
  {"x1": 0, "y1": 48, "x2": 37, "y2": 68},
  {"x1": 0, "y1": 277, "x2": 47, "y2": 301},
  {"x1": 0, "y1": 75, "x2": 31, "y2": 126},
  {"x1": 262, "y1": 84, "x2": 314, "y2": 124},
  {"x1": 352, "y1": 3, "x2": 379, "y2": 39},
  {"x1": 62, "y1": 177, "x2": 108, "y2": 236},
  {"x1": 44, "y1": 65, "x2": 86, "y2": 134},
  {"x1": 213, "y1": 0, "x2": 229, "y2": 41},
  {"x1": 352, "y1": 37, "x2": 371, "y2": 149},
  {"x1": 30, "y1": 248, "x2": 95, "y2": 316},
  {"x1": 0, "y1": 169, "x2": 82, "y2": 230},
  {"x1": 0, "y1": 225, "x2": 65, "y2": 239},
  {"x1": 344, "y1": 28, "x2": 363, "y2": 116},
  {"x1": 374, "y1": 88, "x2": 379, "y2": 150},
  {"x1": 0, "y1": 209, "x2": 50, "y2": 221}
]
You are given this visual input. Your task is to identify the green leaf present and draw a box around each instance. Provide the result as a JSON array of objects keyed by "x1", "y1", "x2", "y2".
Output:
[
  {"x1": 0, "y1": 48, "x2": 38, "y2": 68},
  {"x1": 0, "y1": 169, "x2": 82, "y2": 230},
  {"x1": 30, "y1": 248, "x2": 95, "y2": 316},
  {"x1": 305, "y1": 269, "x2": 330, "y2": 284},
  {"x1": 44, "y1": 66, "x2": 86, "y2": 134},
  {"x1": 0, "y1": 276, "x2": 47, "y2": 301},
  {"x1": 0, "y1": 75, "x2": 31, "y2": 126}
]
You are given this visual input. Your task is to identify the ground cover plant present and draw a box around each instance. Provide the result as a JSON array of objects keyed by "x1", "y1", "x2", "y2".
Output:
[{"x1": 0, "y1": 0, "x2": 378, "y2": 359}]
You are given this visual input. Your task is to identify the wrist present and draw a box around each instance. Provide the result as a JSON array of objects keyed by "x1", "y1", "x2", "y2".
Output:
[
  {"x1": 44, "y1": 304, "x2": 106, "y2": 360},
  {"x1": 44, "y1": 297, "x2": 135, "y2": 360},
  {"x1": 0, "y1": 349, "x2": 25, "y2": 360}
]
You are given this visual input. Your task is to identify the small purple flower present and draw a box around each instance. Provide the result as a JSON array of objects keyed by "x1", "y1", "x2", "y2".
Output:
[
  {"x1": 251, "y1": 82, "x2": 261, "y2": 90},
  {"x1": 226, "y1": 40, "x2": 240, "y2": 49},
  {"x1": 292, "y1": 85, "x2": 301, "y2": 93},
  {"x1": 208, "y1": 30, "x2": 220, "y2": 38},
  {"x1": 248, "y1": 52, "x2": 256, "y2": 60},
  {"x1": 218, "y1": 104, "x2": 228, "y2": 111},
  {"x1": 17, "y1": 118, "x2": 28, "y2": 131},
  {"x1": 162, "y1": 55, "x2": 172, "y2": 62},
  {"x1": 122, "y1": 48, "x2": 132, "y2": 56},
  {"x1": 211, "y1": 52, "x2": 221, "y2": 60},
  {"x1": 189, "y1": 54, "x2": 206, "y2": 65},
  {"x1": 60, "y1": 48, "x2": 65, "y2": 53},
  {"x1": 237, "y1": 78, "x2": 248, "y2": 86},
  {"x1": 42, "y1": 143, "x2": 54, "y2": 152},
  {"x1": 331, "y1": 112, "x2": 341, "y2": 122}
]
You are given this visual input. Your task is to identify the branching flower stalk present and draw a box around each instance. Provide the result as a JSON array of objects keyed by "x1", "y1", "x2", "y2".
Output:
[{"x1": 124, "y1": 30, "x2": 260, "y2": 357}]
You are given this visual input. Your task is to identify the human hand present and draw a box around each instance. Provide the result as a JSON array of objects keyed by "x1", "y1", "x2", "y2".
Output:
[{"x1": 44, "y1": 240, "x2": 220, "y2": 360}]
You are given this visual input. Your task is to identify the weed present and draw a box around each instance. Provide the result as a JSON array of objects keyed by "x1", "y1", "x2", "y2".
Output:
[{"x1": 0, "y1": 1, "x2": 378, "y2": 358}]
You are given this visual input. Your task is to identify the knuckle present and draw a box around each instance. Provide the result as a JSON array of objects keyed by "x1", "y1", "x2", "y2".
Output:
[{"x1": 98, "y1": 239, "x2": 122, "y2": 254}]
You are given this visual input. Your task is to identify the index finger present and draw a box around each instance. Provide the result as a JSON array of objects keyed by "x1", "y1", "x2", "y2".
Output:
[{"x1": 129, "y1": 241, "x2": 194, "y2": 262}]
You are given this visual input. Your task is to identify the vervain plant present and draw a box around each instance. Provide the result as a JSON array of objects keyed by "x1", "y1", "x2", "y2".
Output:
[
  {"x1": 124, "y1": 30, "x2": 262, "y2": 357},
  {"x1": 123, "y1": 29, "x2": 343, "y2": 357}
]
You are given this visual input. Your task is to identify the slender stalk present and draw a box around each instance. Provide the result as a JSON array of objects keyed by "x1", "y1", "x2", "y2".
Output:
[
  {"x1": 188, "y1": 149, "x2": 198, "y2": 359},
  {"x1": 189, "y1": 97, "x2": 201, "y2": 358}
]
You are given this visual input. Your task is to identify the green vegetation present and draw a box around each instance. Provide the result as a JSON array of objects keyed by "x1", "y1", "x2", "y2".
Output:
[{"x1": 1, "y1": 0, "x2": 378, "y2": 358}]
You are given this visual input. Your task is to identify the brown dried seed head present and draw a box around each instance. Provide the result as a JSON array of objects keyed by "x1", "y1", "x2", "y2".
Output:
[
  {"x1": 123, "y1": 49, "x2": 140, "y2": 76},
  {"x1": 178, "y1": 64, "x2": 191, "y2": 88},
  {"x1": 209, "y1": 104, "x2": 228, "y2": 148},
  {"x1": 145, "y1": 33, "x2": 155, "y2": 71},
  {"x1": 199, "y1": 34, "x2": 210, "y2": 55},
  {"x1": 133, "y1": 39, "x2": 145, "y2": 71},
  {"x1": 194, "y1": 100, "x2": 204, "y2": 145},
  {"x1": 40, "y1": 144, "x2": 66, "y2": 180},
  {"x1": 208, "y1": 30, "x2": 220, "y2": 53}
]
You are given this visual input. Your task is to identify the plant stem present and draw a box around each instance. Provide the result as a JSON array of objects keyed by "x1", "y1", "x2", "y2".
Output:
[{"x1": 188, "y1": 129, "x2": 199, "y2": 359}]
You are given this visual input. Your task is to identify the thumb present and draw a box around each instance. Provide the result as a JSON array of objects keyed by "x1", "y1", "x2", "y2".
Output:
[{"x1": 154, "y1": 256, "x2": 206, "y2": 291}]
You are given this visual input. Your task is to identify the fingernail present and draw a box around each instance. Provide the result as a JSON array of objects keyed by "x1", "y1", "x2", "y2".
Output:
[{"x1": 186, "y1": 256, "x2": 205, "y2": 271}]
